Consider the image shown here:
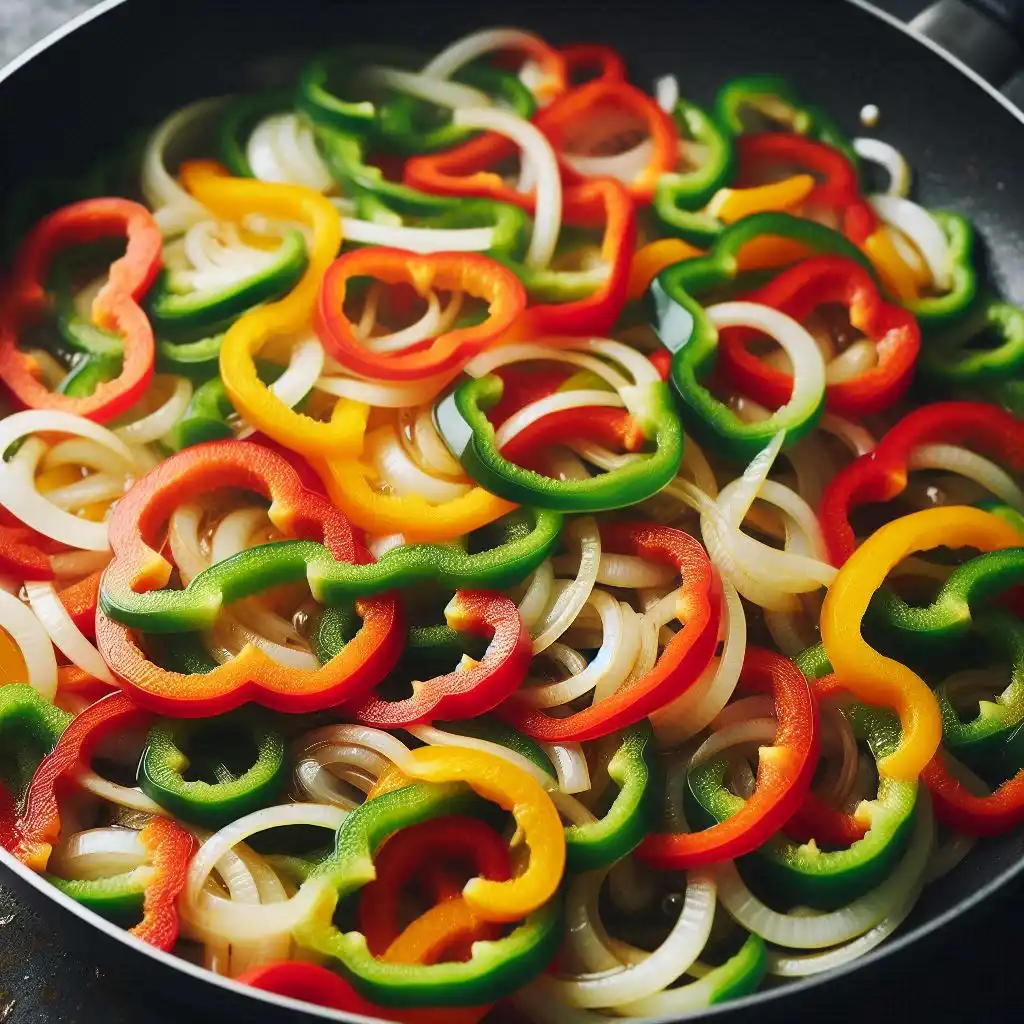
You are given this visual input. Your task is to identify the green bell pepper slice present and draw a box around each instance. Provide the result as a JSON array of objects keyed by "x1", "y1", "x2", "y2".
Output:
[
  {"x1": 435, "y1": 376, "x2": 683, "y2": 512},
  {"x1": 139, "y1": 710, "x2": 288, "y2": 829},
  {"x1": 156, "y1": 333, "x2": 225, "y2": 381},
  {"x1": 294, "y1": 780, "x2": 561, "y2": 1007},
  {"x1": 653, "y1": 98, "x2": 737, "y2": 246},
  {"x1": 99, "y1": 508, "x2": 563, "y2": 633},
  {"x1": 0, "y1": 685, "x2": 72, "y2": 800},
  {"x1": 714, "y1": 73, "x2": 859, "y2": 169},
  {"x1": 218, "y1": 90, "x2": 297, "y2": 178},
  {"x1": 650, "y1": 211, "x2": 870, "y2": 461},
  {"x1": 565, "y1": 722, "x2": 659, "y2": 873},
  {"x1": 903, "y1": 211, "x2": 977, "y2": 328},
  {"x1": 921, "y1": 295, "x2": 1024, "y2": 389},
  {"x1": 48, "y1": 869, "x2": 149, "y2": 926},
  {"x1": 147, "y1": 228, "x2": 308, "y2": 341}
]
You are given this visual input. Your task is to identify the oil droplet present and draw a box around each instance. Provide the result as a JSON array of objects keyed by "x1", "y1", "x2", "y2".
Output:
[{"x1": 860, "y1": 103, "x2": 880, "y2": 127}]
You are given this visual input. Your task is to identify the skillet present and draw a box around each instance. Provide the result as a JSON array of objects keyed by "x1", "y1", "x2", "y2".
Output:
[{"x1": 1, "y1": 0, "x2": 1024, "y2": 1019}]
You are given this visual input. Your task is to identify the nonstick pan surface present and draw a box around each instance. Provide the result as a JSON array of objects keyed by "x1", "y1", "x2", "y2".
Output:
[{"x1": 1, "y1": 0, "x2": 1023, "y2": 1020}]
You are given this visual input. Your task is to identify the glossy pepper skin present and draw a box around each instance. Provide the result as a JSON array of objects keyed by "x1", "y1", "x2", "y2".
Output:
[
  {"x1": 435, "y1": 368, "x2": 682, "y2": 513},
  {"x1": 821, "y1": 507, "x2": 1023, "y2": 782},
  {"x1": 653, "y1": 98, "x2": 736, "y2": 229},
  {"x1": 139, "y1": 711, "x2": 288, "y2": 828},
  {"x1": 905, "y1": 211, "x2": 977, "y2": 328},
  {"x1": 96, "y1": 441, "x2": 403, "y2": 716},
  {"x1": 640, "y1": 647, "x2": 819, "y2": 870},
  {"x1": 719, "y1": 255, "x2": 920, "y2": 417},
  {"x1": 0, "y1": 512, "x2": 59, "y2": 580},
  {"x1": 0, "y1": 198, "x2": 162, "y2": 423},
  {"x1": 500, "y1": 522, "x2": 719, "y2": 742},
  {"x1": 0, "y1": 685, "x2": 72, "y2": 810},
  {"x1": 565, "y1": 722, "x2": 660, "y2": 872},
  {"x1": 819, "y1": 401, "x2": 1024, "y2": 566},
  {"x1": 651, "y1": 212, "x2": 873, "y2": 462},
  {"x1": 714, "y1": 74, "x2": 859, "y2": 170},
  {"x1": 316, "y1": 248, "x2": 527, "y2": 382}
]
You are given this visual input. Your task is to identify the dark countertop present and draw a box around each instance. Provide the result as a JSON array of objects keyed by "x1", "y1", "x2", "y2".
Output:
[{"x1": 0, "y1": 0, "x2": 1020, "y2": 1022}]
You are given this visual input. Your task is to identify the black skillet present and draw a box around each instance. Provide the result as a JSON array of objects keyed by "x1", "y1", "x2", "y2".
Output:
[{"x1": 1, "y1": 0, "x2": 1024, "y2": 1020}]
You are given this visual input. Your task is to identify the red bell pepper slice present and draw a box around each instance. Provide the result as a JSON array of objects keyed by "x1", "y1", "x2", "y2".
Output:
[
  {"x1": 786, "y1": 790, "x2": 869, "y2": 847},
  {"x1": 0, "y1": 510, "x2": 61, "y2": 580},
  {"x1": 560, "y1": 43, "x2": 626, "y2": 84},
  {"x1": 315, "y1": 250, "x2": 526, "y2": 382},
  {"x1": 238, "y1": 962, "x2": 488, "y2": 1024},
  {"x1": 130, "y1": 815, "x2": 195, "y2": 951},
  {"x1": 498, "y1": 521, "x2": 719, "y2": 742},
  {"x1": 57, "y1": 571, "x2": 101, "y2": 640},
  {"x1": 719, "y1": 255, "x2": 920, "y2": 417},
  {"x1": 4, "y1": 690, "x2": 149, "y2": 870},
  {"x1": 358, "y1": 816, "x2": 511, "y2": 957},
  {"x1": 639, "y1": 647, "x2": 820, "y2": 869},
  {"x1": 820, "y1": 401, "x2": 1024, "y2": 565},
  {"x1": 736, "y1": 133, "x2": 877, "y2": 245},
  {"x1": 350, "y1": 591, "x2": 531, "y2": 728},
  {"x1": 922, "y1": 753, "x2": 1024, "y2": 836},
  {"x1": 0, "y1": 198, "x2": 162, "y2": 423},
  {"x1": 96, "y1": 440, "x2": 403, "y2": 716}
]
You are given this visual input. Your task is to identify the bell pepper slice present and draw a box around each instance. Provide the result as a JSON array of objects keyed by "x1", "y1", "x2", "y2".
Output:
[
  {"x1": 0, "y1": 198, "x2": 162, "y2": 423},
  {"x1": 559, "y1": 43, "x2": 625, "y2": 84},
  {"x1": 177, "y1": 160, "x2": 367, "y2": 458},
  {"x1": 819, "y1": 401, "x2": 1024, "y2": 566},
  {"x1": 565, "y1": 722, "x2": 659, "y2": 873},
  {"x1": 719, "y1": 255, "x2": 920, "y2": 417},
  {"x1": 139, "y1": 710, "x2": 288, "y2": 828},
  {"x1": 102, "y1": 503, "x2": 558, "y2": 636},
  {"x1": 0, "y1": 512, "x2": 59, "y2": 580},
  {"x1": 640, "y1": 647, "x2": 818, "y2": 869},
  {"x1": 0, "y1": 685, "x2": 72, "y2": 816},
  {"x1": 821, "y1": 506, "x2": 1023, "y2": 781},
  {"x1": 922, "y1": 743, "x2": 1024, "y2": 836},
  {"x1": 126, "y1": 816, "x2": 195, "y2": 950},
  {"x1": 628, "y1": 238, "x2": 703, "y2": 301},
  {"x1": 901, "y1": 211, "x2": 977, "y2": 328},
  {"x1": 3, "y1": 691, "x2": 149, "y2": 871},
  {"x1": 435, "y1": 366, "x2": 681, "y2": 513},
  {"x1": 358, "y1": 815, "x2": 510, "y2": 956},
  {"x1": 499, "y1": 522, "x2": 719, "y2": 742},
  {"x1": 347, "y1": 590, "x2": 531, "y2": 728},
  {"x1": 921, "y1": 294, "x2": 1024, "y2": 390},
  {"x1": 714, "y1": 73, "x2": 859, "y2": 169},
  {"x1": 315, "y1": 248, "x2": 526, "y2": 382}
]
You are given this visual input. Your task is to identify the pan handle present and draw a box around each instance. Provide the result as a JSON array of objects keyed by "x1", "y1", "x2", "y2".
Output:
[{"x1": 911, "y1": 0, "x2": 1024, "y2": 105}]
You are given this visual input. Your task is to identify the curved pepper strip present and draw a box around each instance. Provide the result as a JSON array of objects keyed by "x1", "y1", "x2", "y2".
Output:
[
  {"x1": 128, "y1": 816, "x2": 195, "y2": 951},
  {"x1": 902, "y1": 211, "x2": 977, "y2": 328},
  {"x1": 358, "y1": 816, "x2": 510, "y2": 956},
  {"x1": 101, "y1": 503, "x2": 559, "y2": 634},
  {"x1": 3, "y1": 691, "x2": 149, "y2": 870},
  {"x1": 0, "y1": 511, "x2": 58, "y2": 580},
  {"x1": 628, "y1": 238, "x2": 704, "y2": 301},
  {"x1": 920, "y1": 295, "x2": 1024, "y2": 390},
  {"x1": 560, "y1": 43, "x2": 625, "y2": 83},
  {"x1": 139, "y1": 711, "x2": 288, "y2": 828},
  {"x1": 719, "y1": 255, "x2": 920, "y2": 417},
  {"x1": 238, "y1": 962, "x2": 488, "y2": 1024},
  {"x1": 0, "y1": 686, "x2": 72, "y2": 817},
  {"x1": 565, "y1": 722, "x2": 659, "y2": 872},
  {"x1": 315, "y1": 248, "x2": 526, "y2": 381},
  {"x1": 922, "y1": 745, "x2": 1024, "y2": 836},
  {"x1": 348, "y1": 591, "x2": 531, "y2": 728},
  {"x1": 177, "y1": 161, "x2": 365, "y2": 458},
  {"x1": 499, "y1": 522, "x2": 719, "y2": 742},
  {"x1": 435, "y1": 371, "x2": 682, "y2": 513},
  {"x1": 821, "y1": 506, "x2": 1023, "y2": 781},
  {"x1": 57, "y1": 571, "x2": 101, "y2": 640},
  {"x1": 651, "y1": 212, "x2": 872, "y2": 461},
  {"x1": 49, "y1": 866, "x2": 152, "y2": 927},
  {"x1": 639, "y1": 647, "x2": 819, "y2": 870},
  {"x1": 819, "y1": 401, "x2": 1024, "y2": 566},
  {"x1": 0, "y1": 198, "x2": 161, "y2": 422}
]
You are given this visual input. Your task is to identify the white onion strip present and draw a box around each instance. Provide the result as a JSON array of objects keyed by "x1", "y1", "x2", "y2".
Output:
[
  {"x1": 854, "y1": 138, "x2": 911, "y2": 198},
  {"x1": 0, "y1": 590, "x2": 58, "y2": 700},
  {"x1": 869, "y1": 194, "x2": 952, "y2": 292},
  {"x1": 909, "y1": 444, "x2": 1024, "y2": 512},
  {"x1": 115, "y1": 376, "x2": 193, "y2": 446},
  {"x1": 25, "y1": 581, "x2": 113, "y2": 684},
  {"x1": 531, "y1": 517, "x2": 601, "y2": 652}
]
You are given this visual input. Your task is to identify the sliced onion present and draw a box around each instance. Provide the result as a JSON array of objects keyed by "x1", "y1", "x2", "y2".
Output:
[
  {"x1": 49, "y1": 827, "x2": 149, "y2": 880},
  {"x1": 691, "y1": 717, "x2": 777, "y2": 768},
  {"x1": 562, "y1": 139, "x2": 656, "y2": 185},
  {"x1": 854, "y1": 138, "x2": 911, "y2": 198},
  {"x1": 531, "y1": 517, "x2": 601, "y2": 652},
  {"x1": 42, "y1": 437, "x2": 135, "y2": 477},
  {"x1": 367, "y1": 425, "x2": 472, "y2": 503},
  {"x1": 169, "y1": 502, "x2": 208, "y2": 584},
  {"x1": 717, "y1": 792, "x2": 934, "y2": 948},
  {"x1": 360, "y1": 65, "x2": 492, "y2": 109},
  {"x1": 539, "y1": 742, "x2": 592, "y2": 795},
  {"x1": 405, "y1": 405, "x2": 465, "y2": 478},
  {"x1": 313, "y1": 368, "x2": 457, "y2": 407},
  {"x1": 909, "y1": 443, "x2": 1024, "y2": 512},
  {"x1": 40, "y1": 473, "x2": 124, "y2": 512},
  {"x1": 340, "y1": 213, "x2": 494, "y2": 253},
  {"x1": 115, "y1": 376, "x2": 193, "y2": 445},
  {"x1": 655, "y1": 74, "x2": 680, "y2": 115},
  {"x1": 496, "y1": 391, "x2": 625, "y2": 449},
  {"x1": 73, "y1": 768, "x2": 165, "y2": 814},
  {"x1": 51, "y1": 550, "x2": 112, "y2": 578},
  {"x1": 25, "y1": 581, "x2": 113, "y2": 683},
  {"x1": 0, "y1": 411, "x2": 135, "y2": 550},
  {"x1": 518, "y1": 560, "x2": 554, "y2": 631},
  {"x1": 247, "y1": 112, "x2": 334, "y2": 192},
  {"x1": 0, "y1": 590, "x2": 58, "y2": 700},
  {"x1": 869, "y1": 194, "x2": 952, "y2": 292},
  {"x1": 423, "y1": 27, "x2": 554, "y2": 84},
  {"x1": 268, "y1": 337, "x2": 325, "y2": 411},
  {"x1": 453, "y1": 106, "x2": 561, "y2": 268}
]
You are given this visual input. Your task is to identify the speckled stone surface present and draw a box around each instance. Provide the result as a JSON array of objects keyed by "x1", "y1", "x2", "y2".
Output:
[{"x1": 0, "y1": 0, "x2": 94, "y2": 66}]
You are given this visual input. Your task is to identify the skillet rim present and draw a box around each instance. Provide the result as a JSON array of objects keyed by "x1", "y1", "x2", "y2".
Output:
[{"x1": 1, "y1": 0, "x2": 1023, "y2": 1019}]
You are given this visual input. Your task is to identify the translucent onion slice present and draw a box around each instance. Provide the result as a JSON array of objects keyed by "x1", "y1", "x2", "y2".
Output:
[
  {"x1": 518, "y1": 560, "x2": 555, "y2": 631},
  {"x1": 423, "y1": 27, "x2": 555, "y2": 85},
  {"x1": 465, "y1": 343, "x2": 631, "y2": 392},
  {"x1": 407, "y1": 405, "x2": 465, "y2": 478},
  {"x1": 339, "y1": 213, "x2": 495, "y2": 253},
  {"x1": 854, "y1": 137, "x2": 911, "y2": 198},
  {"x1": 268, "y1": 337, "x2": 326, "y2": 411},
  {"x1": 367, "y1": 425, "x2": 473, "y2": 503},
  {"x1": 453, "y1": 106, "x2": 561, "y2": 268},
  {"x1": 717, "y1": 793, "x2": 934, "y2": 948},
  {"x1": 531, "y1": 517, "x2": 601, "y2": 652},
  {"x1": 49, "y1": 827, "x2": 150, "y2": 881},
  {"x1": 495, "y1": 391, "x2": 625, "y2": 449},
  {"x1": 909, "y1": 443, "x2": 1024, "y2": 512},
  {"x1": 247, "y1": 112, "x2": 334, "y2": 192},
  {"x1": 360, "y1": 65, "x2": 492, "y2": 109},
  {"x1": 869, "y1": 194, "x2": 952, "y2": 292},
  {"x1": 0, "y1": 590, "x2": 58, "y2": 700},
  {"x1": 40, "y1": 473, "x2": 124, "y2": 512},
  {"x1": 539, "y1": 742, "x2": 591, "y2": 795},
  {"x1": 142, "y1": 97, "x2": 221, "y2": 235},
  {"x1": 42, "y1": 437, "x2": 135, "y2": 477},
  {"x1": 562, "y1": 139, "x2": 656, "y2": 185},
  {"x1": 168, "y1": 502, "x2": 208, "y2": 584},
  {"x1": 51, "y1": 550, "x2": 112, "y2": 578},
  {"x1": 73, "y1": 768, "x2": 165, "y2": 814},
  {"x1": 362, "y1": 291, "x2": 442, "y2": 354},
  {"x1": 115, "y1": 376, "x2": 193, "y2": 446},
  {"x1": 313, "y1": 368, "x2": 457, "y2": 407},
  {"x1": 826, "y1": 339, "x2": 878, "y2": 384},
  {"x1": 25, "y1": 581, "x2": 114, "y2": 684}
]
